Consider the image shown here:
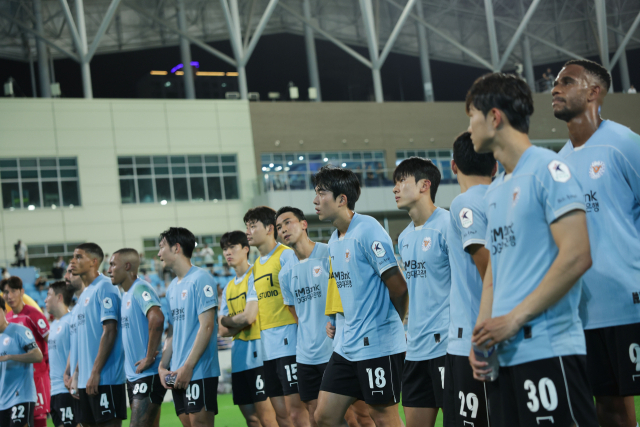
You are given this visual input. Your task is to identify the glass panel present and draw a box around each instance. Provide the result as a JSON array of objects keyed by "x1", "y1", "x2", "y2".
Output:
[
  {"x1": 0, "y1": 159, "x2": 17, "y2": 168},
  {"x1": 285, "y1": 154, "x2": 294, "y2": 161},
  {"x1": 374, "y1": 152, "x2": 384, "y2": 158},
  {"x1": 288, "y1": 173, "x2": 307, "y2": 190},
  {"x1": 189, "y1": 166, "x2": 203, "y2": 174},
  {"x1": 363, "y1": 152, "x2": 372, "y2": 159},
  {"x1": 41, "y1": 169, "x2": 58, "y2": 178},
  {"x1": 61, "y1": 181, "x2": 80, "y2": 206},
  {"x1": 340, "y1": 152, "x2": 351, "y2": 159},
  {"x1": 29, "y1": 245, "x2": 46, "y2": 255},
  {"x1": 202, "y1": 235, "x2": 214, "y2": 244},
  {"x1": 327, "y1": 152, "x2": 339, "y2": 160},
  {"x1": 153, "y1": 156, "x2": 168, "y2": 164},
  {"x1": 260, "y1": 154, "x2": 271, "y2": 162},
  {"x1": 222, "y1": 165, "x2": 236, "y2": 173},
  {"x1": 0, "y1": 170, "x2": 18, "y2": 179},
  {"x1": 136, "y1": 167, "x2": 152, "y2": 176},
  {"x1": 154, "y1": 167, "x2": 169, "y2": 175},
  {"x1": 119, "y1": 168, "x2": 134, "y2": 176},
  {"x1": 190, "y1": 177, "x2": 206, "y2": 201},
  {"x1": 206, "y1": 176, "x2": 222, "y2": 200},
  {"x1": 60, "y1": 170, "x2": 77, "y2": 178},
  {"x1": 59, "y1": 158, "x2": 76, "y2": 166},
  {"x1": 21, "y1": 182, "x2": 41, "y2": 207},
  {"x1": 21, "y1": 169, "x2": 38, "y2": 179},
  {"x1": 205, "y1": 155, "x2": 220, "y2": 163},
  {"x1": 42, "y1": 181, "x2": 60, "y2": 207},
  {"x1": 156, "y1": 178, "x2": 171, "y2": 202},
  {"x1": 143, "y1": 239, "x2": 157, "y2": 248},
  {"x1": 188, "y1": 156, "x2": 202, "y2": 164},
  {"x1": 172, "y1": 166, "x2": 186, "y2": 175},
  {"x1": 407, "y1": 151, "x2": 415, "y2": 157},
  {"x1": 173, "y1": 178, "x2": 188, "y2": 201},
  {"x1": 221, "y1": 155, "x2": 235, "y2": 163},
  {"x1": 307, "y1": 230, "x2": 319, "y2": 238},
  {"x1": 118, "y1": 157, "x2": 133, "y2": 165},
  {"x1": 309, "y1": 153, "x2": 322, "y2": 160},
  {"x1": 49, "y1": 244, "x2": 64, "y2": 253},
  {"x1": 2, "y1": 182, "x2": 20, "y2": 208},
  {"x1": 223, "y1": 176, "x2": 239, "y2": 199},
  {"x1": 135, "y1": 157, "x2": 151, "y2": 165},
  {"x1": 39, "y1": 158, "x2": 56, "y2": 167},
  {"x1": 19, "y1": 159, "x2": 37, "y2": 167},
  {"x1": 205, "y1": 166, "x2": 220, "y2": 174},
  {"x1": 119, "y1": 179, "x2": 136, "y2": 204},
  {"x1": 138, "y1": 179, "x2": 155, "y2": 203},
  {"x1": 428, "y1": 151, "x2": 437, "y2": 157},
  {"x1": 352, "y1": 153, "x2": 362, "y2": 159},
  {"x1": 438, "y1": 150, "x2": 451, "y2": 157},
  {"x1": 170, "y1": 156, "x2": 185, "y2": 164},
  {"x1": 321, "y1": 229, "x2": 333, "y2": 238},
  {"x1": 273, "y1": 154, "x2": 283, "y2": 161}
]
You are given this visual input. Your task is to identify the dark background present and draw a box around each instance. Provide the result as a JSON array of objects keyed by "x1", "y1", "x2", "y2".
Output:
[{"x1": 1, "y1": 33, "x2": 639, "y2": 101}]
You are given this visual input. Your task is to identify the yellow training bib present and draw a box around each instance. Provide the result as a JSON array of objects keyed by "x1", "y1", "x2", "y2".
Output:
[
  {"x1": 225, "y1": 266, "x2": 261, "y2": 341},
  {"x1": 325, "y1": 260, "x2": 343, "y2": 315},
  {"x1": 253, "y1": 244, "x2": 296, "y2": 330}
]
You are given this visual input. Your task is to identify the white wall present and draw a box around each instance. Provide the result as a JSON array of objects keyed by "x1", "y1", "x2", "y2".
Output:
[{"x1": 0, "y1": 99, "x2": 258, "y2": 265}]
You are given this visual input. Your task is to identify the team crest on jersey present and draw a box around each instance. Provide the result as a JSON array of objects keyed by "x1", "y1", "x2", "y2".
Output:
[
  {"x1": 313, "y1": 266, "x2": 322, "y2": 277},
  {"x1": 181, "y1": 290, "x2": 188, "y2": 300},
  {"x1": 142, "y1": 291, "x2": 151, "y2": 301},
  {"x1": 371, "y1": 241, "x2": 386, "y2": 258},
  {"x1": 203, "y1": 285, "x2": 214, "y2": 298},
  {"x1": 25, "y1": 330, "x2": 33, "y2": 339},
  {"x1": 421, "y1": 237, "x2": 432, "y2": 252},
  {"x1": 56, "y1": 326, "x2": 62, "y2": 334},
  {"x1": 459, "y1": 208, "x2": 473, "y2": 229},
  {"x1": 103, "y1": 297, "x2": 113, "y2": 309},
  {"x1": 345, "y1": 249, "x2": 351, "y2": 262},
  {"x1": 512, "y1": 187, "x2": 521, "y2": 206},
  {"x1": 126, "y1": 300, "x2": 131, "y2": 309},
  {"x1": 548, "y1": 160, "x2": 571, "y2": 183},
  {"x1": 3, "y1": 337, "x2": 10, "y2": 345},
  {"x1": 37, "y1": 319, "x2": 46, "y2": 328},
  {"x1": 589, "y1": 161, "x2": 605, "y2": 179},
  {"x1": 84, "y1": 297, "x2": 90, "y2": 306}
]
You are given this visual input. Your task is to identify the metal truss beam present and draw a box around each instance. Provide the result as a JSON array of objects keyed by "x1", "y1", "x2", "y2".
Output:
[
  {"x1": 85, "y1": 0, "x2": 122, "y2": 63},
  {"x1": 484, "y1": 0, "x2": 500, "y2": 70},
  {"x1": 610, "y1": 9, "x2": 640, "y2": 69},
  {"x1": 497, "y1": 0, "x2": 542, "y2": 70},
  {"x1": 360, "y1": 0, "x2": 383, "y2": 102}
]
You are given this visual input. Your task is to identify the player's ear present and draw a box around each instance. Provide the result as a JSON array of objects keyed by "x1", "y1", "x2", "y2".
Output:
[
  {"x1": 451, "y1": 160, "x2": 458, "y2": 175},
  {"x1": 490, "y1": 108, "x2": 502, "y2": 129}
]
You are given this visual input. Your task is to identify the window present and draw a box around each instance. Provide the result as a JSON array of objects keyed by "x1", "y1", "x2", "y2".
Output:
[
  {"x1": 260, "y1": 151, "x2": 389, "y2": 191},
  {"x1": 118, "y1": 155, "x2": 239, "y2": 204},
  {"x1": 143, "y1": 234, "x2": 223, "y2": 259},
  {"x1": 307, "y1": 227, "x2": 336, "y2": 243},
  {"x1": 0, "y1": 158, "x2": 81, "y2": 209},
  {"x1": 27, "y1": 242, "x2": 84, "y2": 259},
  {"x1": 395, "y1": 150, "x2": 455, "y2": 184}
]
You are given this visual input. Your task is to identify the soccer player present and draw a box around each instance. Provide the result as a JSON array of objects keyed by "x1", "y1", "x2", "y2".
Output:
[
  {"x1": 443, "y1": 131, "x2": 495, "y2": 427},
  {"x1": 393, "y1": 157, "x2": 450, "y2": 426},
  {"x1": 45, "y1": 281, "x2": 76, "y2": 427},
  {"x1": 466, "y1": 73, "x2": 598, "y2": 426},
  {"x1": 276, "y1": 207, "x2": 334, "y2": 427},
  {"x1": 1, "y1": 276, "x2": 51, "y2": 427},
  {"x1": 553, "y1": 59, "x2": 640, "y2": 427},
  {"x1": 109, "y1": 249, "x2": 166, "y2": 427},
  {"x1": 63, "y1": 264, "x2": 85, "y2": 397},
  {"x1": 313, "y1": 165, "x2": 408, "y2": 427},
  {"x1": 156, "y1": 227, "x2": 220, "y2": 427},
  {"x1": 218, "y1": 231, "x2": 278, "y2": 427},
  {"x1": 238, "y1": 206, "x2": 307, "y2": 427},
  {"x1": 0, "y1": 295, "x2": 44, "y2": 427},
  {"x1": 70, "y1": 243, "x2": 126, "y2": 426}
]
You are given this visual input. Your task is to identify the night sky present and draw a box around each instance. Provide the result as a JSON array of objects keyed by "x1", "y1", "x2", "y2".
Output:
[{"x1": 1, "y1": 33, "x2": 639, "y2": 101}]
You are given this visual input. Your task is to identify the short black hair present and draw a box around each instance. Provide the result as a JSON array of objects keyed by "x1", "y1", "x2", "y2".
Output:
[
  {"x1": 244, "y1": 206, "x2": 278, "y2": 238},
  {"x1": 563, "y1": 59, "x2": 611, "y2": 92},
  {"x1": 220, "y1": 231, "x2": 249, "y2": 250},
  {"x1": 453, "y1": 132, "x2": 496, "y2": 177},
  {"x1": 313, "y1": 165, "x2": 361, "y2": 210},
  {"x1": 393, "y1": 157, "x2": 441, "y2": 201},
  {"x1": 1, "y1": 276, "x2": 23, "y2": 292},
  {"x1": 75, "y1": 243, "x2": 104, "y2": 264},
  {"x1": 275, "y1": 206, "x2": 308, "y2": 235},
  {"x1": 0, "y1": 295, "x2": 5, "y2": 311},
  {"x1": 159, "y1": 227, "x2": 196, "y2": 258},
  {"x1": 466, "y1": 73, "x2": 534, "y2": 134},
  {"x1": 50, "y1": 281, "x2": 74, "y2": 307},
  {"x1": 113, "y1": 248, "x2": 140, "y2": 259}
]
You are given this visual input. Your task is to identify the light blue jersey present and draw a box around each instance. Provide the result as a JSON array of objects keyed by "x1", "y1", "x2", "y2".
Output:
[
  {"x1": 333, "y1": 313, "x2": 345, "y2": 354},
  {"x1": 327, "y1": 213, "x2": 406, "y2": 361},
  {"x1": 280, "y1": 243, "x2": 334, "y2": 365},
  {"x1": 77, "y1": 275, "x2": 125, "y2": 388},
  {"x1": 485, "y1": 146, "x2": 586, "y2": 367},
  {"x1": 167, "y1": 266, "x2": 220, "y2": 380},
  {"x1": 68, "y1": 302, "x2": 80, "y2": 376},
  {"x1": 446, "y1": 185, "x2": 489, "y2": 357},
  {"x1": 398, "y1": 208, "x2": 451, "y2": 361},
  {"x1": 121, "y1": 278, "x2": 162, "y2": 382},
  {"x1": 559, "y1": 120, "x2": 640, "y2": 329},
  {"x1": 219, "y1": 270, "x2": 264, "y2": 373},
  {"x1": 0, "y1": 323, "x2": 37, "y2": 410},
  {"x1": 49, "y1": 313, "x2": 72, "y2": 396}
]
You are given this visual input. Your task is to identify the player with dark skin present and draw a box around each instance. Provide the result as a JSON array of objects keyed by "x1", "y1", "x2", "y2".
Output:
[
  {"x1": 109, "y1": 251, "x2": 165, "y2": 427},
  {"x1": 63, "y1": 264, "x2": 85, "y2": 396},
  {"x1": 552, "y1": 63, "x2": 637, "y2": 427},
  {"x1": 70, "y1": 248, "x2": 120, "y2": 427}
]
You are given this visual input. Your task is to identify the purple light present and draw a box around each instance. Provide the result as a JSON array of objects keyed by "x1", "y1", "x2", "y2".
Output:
[
  {"x1": 170, "y1": 64, "x2": 183, "y2": 73},
  {"x1": 190, "y1": 61, "x2": 199, "y2": 68},
  {"x1": 171, "y1": 62, "x2": 200, "y2": 74}
]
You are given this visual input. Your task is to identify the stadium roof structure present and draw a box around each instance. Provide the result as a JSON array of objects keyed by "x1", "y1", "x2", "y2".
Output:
[{"x1": 1, "y1": 0, "x2": 639, "y2": 100}]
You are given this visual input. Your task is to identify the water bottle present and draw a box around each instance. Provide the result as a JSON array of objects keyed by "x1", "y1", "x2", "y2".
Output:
[{"x1": 472, "y1": 343, "x2": 499, "y2": 381}]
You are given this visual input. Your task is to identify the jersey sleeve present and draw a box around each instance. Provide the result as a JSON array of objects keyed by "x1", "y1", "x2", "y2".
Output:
[
  {"x1": 195, "y1": 274, "x2": 218, "y2": 315},
  {"x1": 360, "y1": 221, "x2": 397, "y2": 275},
  {"x1": 616, "y1": 134, "x2": 640, "y2": 203},
  {"x1": 98, "y1": 285, "x2": 120, "y2": 323},
  {"x1": 17, "y1": 325, "x2": 38, "y2": 353},
  {"x1": 219, "y1": 287, "x2": 229, "y2": 317},
  {"x1": 30, "y1": 308, "x2": 50, "y2": 338},
  {"x1": 453, "y1": 196, "x2": 489, "y2": 251},
  {"x1": 538, "y1": 158, "x2": 586, "y2": 224},
  {"x1": 279, "y1": 248, "x2": 298, "y2": 269},
  {"x1": 134, "y1": 284, "x2": 162, "y2": 316},
  {"x1": 279, "y1": 267, "x2": 294, "y2": 306},
  {"x1": 246, "y1": 273, "x2": 257, "y2": 302}
]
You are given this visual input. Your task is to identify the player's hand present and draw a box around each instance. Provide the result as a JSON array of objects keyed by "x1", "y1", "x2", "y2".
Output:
[
  {"x1": 469, "y1": 348, "x2": 492, "y2": 381},
  {"x1": 63, "y1": 371, "x2": 71, "y2": 390},
  {"x1": 472, "y1": 313, "x2": 521, "y2": 348},
  {"x1": 174, "y1": 365, "x2": 194, "y2": 390},
  {"x1": 0, "y1": 355, "x2": 10, "y2": 362},
  {"x1": 86, "y1": 371, "x2": 101, "y2": 395},
  {"x1": 135, "y1": 351, "x2": 159, "y2": 374},
  {"x1": 326, "y1": 322, "x2": 336, "y2": 339},
  {"x1": 158, "y1": 365, "x2": 172, "y2": 389},
  {"x1": 70, "y1": 376, "x2": 80, "y2": 400}
]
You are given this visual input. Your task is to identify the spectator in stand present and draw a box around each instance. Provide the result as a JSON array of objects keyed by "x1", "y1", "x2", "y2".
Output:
[
  {"x1": 1, "y1": 268, "x2": 9, "y2": 280},
  {"x1": 542, "y1": 67, "x2": 555, "y2": 92},
  {"x1": 14, "y1": 240, "x2": 28, "y2": 267},
  {"x1": 52, "y1": 256, "x2": 67, "y2": 280},
  {"x1": 100, "y1": 253, "x2": 110, "y2": 275},
  {"x1": 628, "y1": 84, "x2": 637, "y2": 94},
  {"x1": 199, "y1": 243, "x2": 215, "y2": 270}
]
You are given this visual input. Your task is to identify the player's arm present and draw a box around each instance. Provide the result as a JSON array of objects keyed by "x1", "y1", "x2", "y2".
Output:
[
  {"x1": 468, "y1": 244, "x2": 491, "y2": 282},
  {"x1": 287, "y1": 305, "x2": 299, "y2": 323},
  {"x1": 218, "y1": 317, "x2": 241, "y2": 337},
  {"x1": 86, "y1": 319, "x2": 118, "y2": 395},
  {"x1": 469, "y1": 258, "x2": 494, "y2": 380},
  {"x1": 0, "y1": 346, "x2": 43, "y2": 363},
  {"x1": 473, "y1": 210, "x2": 591, "y2": 348},
  {"x1": 174, "y1": 308, "x2": 216, "y2": 390},
  {"x1": 158, "y1": 324, "x2": 173, "y2": 389},
  {"x1": 381, "y1": 266, "x2": 408, "y2": 320},
  {"x1": 220, "y1": 300, "x2": 258, "y2": 329},
  {"x1": 326, "y1": 314, "x2": 336, "y2": 339},
  {"x1": 135, "y1": 306, "x2": 164, "y2": 374}
]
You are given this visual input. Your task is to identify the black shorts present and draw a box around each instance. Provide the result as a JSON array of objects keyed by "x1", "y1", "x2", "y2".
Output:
[
  {"x1": 298, "y1": 362, "x2": 328, "y2": 402},
  {"x1": 320, "y1": 351, "x2": 403, "y2": 405},
  {"x1": 172, "y1": 377, "x2": 218, "y2": 416},
  {"x1": 584, "y1": 322, "x2": 640, "y2": 396},
  {"x1": 0, "y1": 402, "x2": 35, "y2": 427},
  {"x1": 263, "y1": 355, "x2": 298, "y2": 397},
  {"x1": 77, "y1": 384, "x2": 127, "y2": 424},
  {"x1": 442, "y1": 354, "x2": 490, "y2": 427},
  {"x1": 402, "y1": 356, "x2": 446, "y2": 408},
  {"x1": 127, "y1": 375, "x2": 167, "y2": 405},
  {"x1": 486, "y1": 355, "x2": 598, "y2": 427},
  {"x1": 232, "y1": 366, "x2": 269, "y2": 405},
  {"x1": 50, "y1": 393, "x2": 76, "y2": 427}
]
